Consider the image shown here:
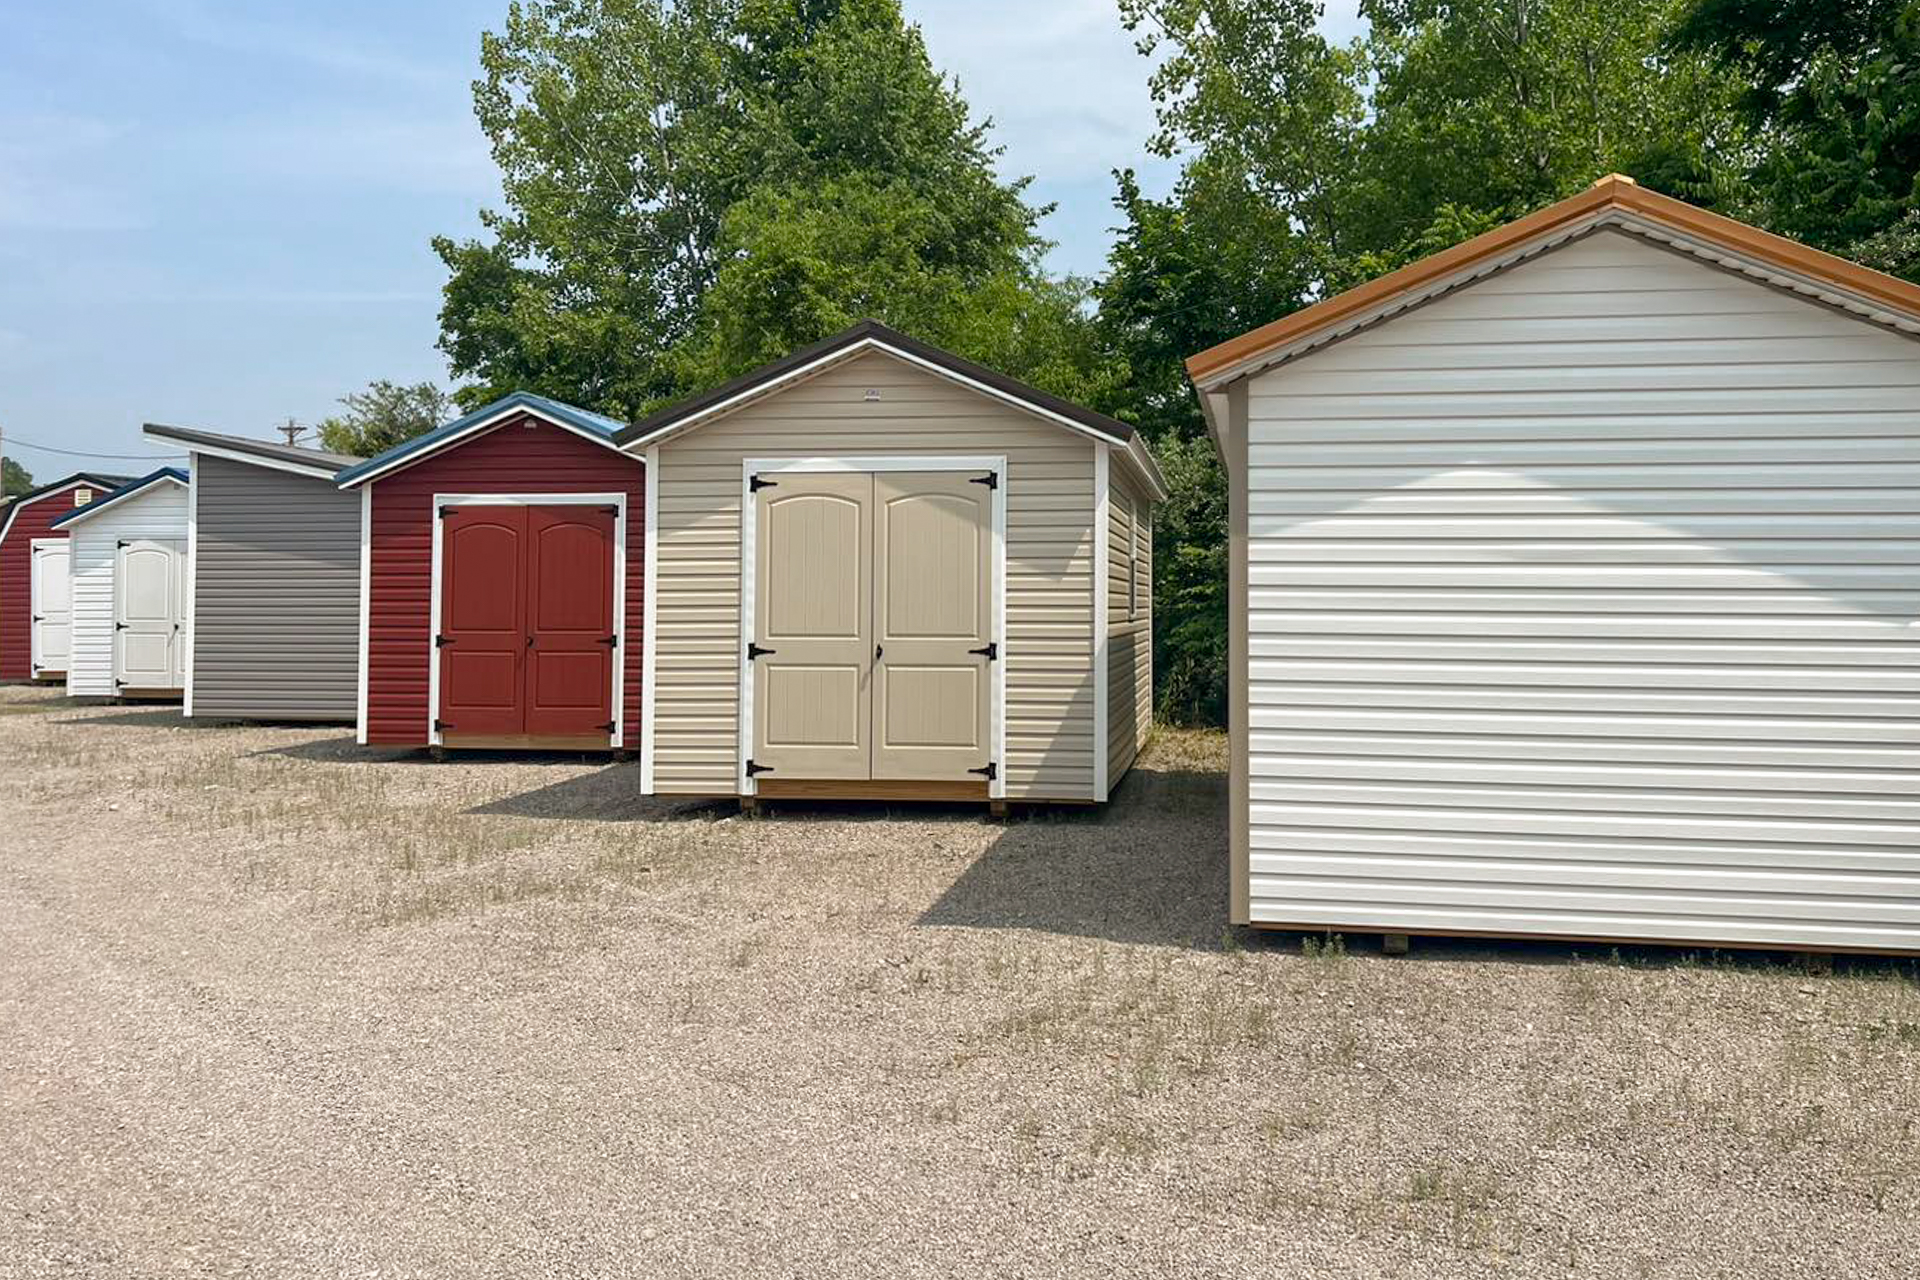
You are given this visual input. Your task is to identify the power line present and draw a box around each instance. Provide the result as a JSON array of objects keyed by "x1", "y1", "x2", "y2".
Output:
[{"x1": 0, "y1": 434, "x2": 187, "y2": 462}]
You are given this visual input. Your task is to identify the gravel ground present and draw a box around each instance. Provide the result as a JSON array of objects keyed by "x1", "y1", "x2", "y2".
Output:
[{"x1": 2, "y1": 684, "x2": 1917, "y2": 1278}]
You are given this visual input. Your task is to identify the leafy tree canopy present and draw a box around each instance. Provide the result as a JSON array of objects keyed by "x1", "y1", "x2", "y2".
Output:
[
  {"x1": 2, "y1": 456, "x2": 33, "y2": 497},
  {"x1": 435, "y1": 0, "x2": 1052, "y2": 415},
  {"x1": 317, "y1": 381, "x2": 455, "y2": 458}
]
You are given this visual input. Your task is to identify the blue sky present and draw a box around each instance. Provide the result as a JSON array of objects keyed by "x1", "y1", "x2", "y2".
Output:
[{"x1": 0, "y1": 0, "x2": 1363, "y2": 472}]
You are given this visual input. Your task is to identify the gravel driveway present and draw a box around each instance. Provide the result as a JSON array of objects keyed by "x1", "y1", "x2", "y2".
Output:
[{"x1": 2, "y1": 685, "x2": 1917, "y2": 1278}]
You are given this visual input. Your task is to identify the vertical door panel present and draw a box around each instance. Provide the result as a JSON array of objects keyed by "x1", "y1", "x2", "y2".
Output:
[
  {"x1": 31, "y1": 542, "x2": 71, "y2": 674},
  {"x1": 872, "y1": 473, "x2": 991, "y2": 780},
  {"x1": 524, "y1": 505, "x2": 617, "y2": 738},
  {"x1": 115, "y1": 539, "x2": 184, "y2": 690},
  {"x1": 752, "y1": 474, "x2": 873, "y2": 778},
  {"x1": 439, "y1": 507, "x2": 526, "y2": 736}
]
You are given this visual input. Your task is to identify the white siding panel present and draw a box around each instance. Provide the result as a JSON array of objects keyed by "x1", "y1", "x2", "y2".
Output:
[
  {"x1": 66, "y1": 483, "x2": 190, "y2": 698},
  {"x1": 1242, "y1": 228, "x2": 1920, "y2": 950}
]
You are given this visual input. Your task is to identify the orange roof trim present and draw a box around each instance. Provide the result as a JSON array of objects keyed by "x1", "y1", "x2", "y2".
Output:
[{"x1": 1186, "y1": 174, "x2": 1920, "y2": 386}]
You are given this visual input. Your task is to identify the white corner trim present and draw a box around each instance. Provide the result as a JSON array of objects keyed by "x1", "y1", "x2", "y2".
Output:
[
  {"x1": 640, "y1": 446, "x2": 659, "y2": 792},
  {"x1": 736, "y1": 454, "x2": 1008, "y2": 800},
  {"x1": 183, "y1": 456, "x2": 198, "y2": 716},
  {"x1": 356, "y1": 485, "x2": 371, "y2": 745},
  {"x1": 428, "y1": 492, "x2": 629, "y2": 748},
  {"x1": 1092, "y1": 444, "x2": 1110, "y2": 802}
]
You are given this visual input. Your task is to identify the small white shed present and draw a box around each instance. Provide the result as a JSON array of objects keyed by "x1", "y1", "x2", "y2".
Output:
[
  {"x1": 1191, "y1": 176, "x2": 1920, "y2": 954},
  {"x1": 52, "y1": 469, "x2": 191, "y2": 699}
]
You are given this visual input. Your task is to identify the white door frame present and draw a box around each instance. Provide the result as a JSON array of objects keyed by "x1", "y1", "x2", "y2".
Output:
[
  {"x1": 737, "y1": 455, "x2": 1008, "y2": 799},
  {"x1": 427, "y1": 492, "x2": 628, "y2": 748},
  {"x1": 113, "y1": 537, "x2": 186, "y2": 691},
  {"x1": 28, "y1": 538, "x2": 68, "y2": 677}
]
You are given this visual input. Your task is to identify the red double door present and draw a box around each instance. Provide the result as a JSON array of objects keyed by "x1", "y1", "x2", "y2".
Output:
[{"x1": 437, "y1": 504, "x2": 619, "y2": 744}]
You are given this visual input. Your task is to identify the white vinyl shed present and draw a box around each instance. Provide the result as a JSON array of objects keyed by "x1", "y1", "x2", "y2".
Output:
[
  {"x1": 1192, "y1": 176, "x2": 1920, "y2": 954},
  {"x1": 52, "y1": 469, "x2": 191, "y2": 699}
]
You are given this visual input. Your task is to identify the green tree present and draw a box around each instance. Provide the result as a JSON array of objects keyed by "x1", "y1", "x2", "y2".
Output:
[
  {"x1": 436, "y1": 0, "x2": 1049, "y2": 413},
  {"x1": 317, "y1": 381, "x2": 455, "y2": 458},
  {"x1": 2, "y1": 456, "x2": 33, "y2": 497},
  {"x1": 1671, "y1": 0, "x2": 1920, "y2": 276}
]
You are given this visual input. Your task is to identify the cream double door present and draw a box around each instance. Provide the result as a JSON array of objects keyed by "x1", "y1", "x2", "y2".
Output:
[{"x1": 751, "y1": 470, "x2": 993, "y2": 782}]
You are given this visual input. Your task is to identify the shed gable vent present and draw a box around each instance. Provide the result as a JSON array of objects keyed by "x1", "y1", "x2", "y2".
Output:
[{"x1": 73, "y1": 488, "x2": 93, "y2": 506}]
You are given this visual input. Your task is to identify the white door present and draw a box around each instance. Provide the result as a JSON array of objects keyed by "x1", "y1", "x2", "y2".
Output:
[
  {"x1": 115, "y1": 538, "x2": 186, "y2": 691},
  {"x1": 29, "y1": 540, "x2": 71, "y2": 676}
]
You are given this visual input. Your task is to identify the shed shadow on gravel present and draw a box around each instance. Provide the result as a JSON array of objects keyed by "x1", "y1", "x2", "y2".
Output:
[
  {"x1": 917, "y1": 763, "x2": 1230, "y2": 950},
  {"x1": 59, "y1": 706, "x2": 209, "y2": 728}
]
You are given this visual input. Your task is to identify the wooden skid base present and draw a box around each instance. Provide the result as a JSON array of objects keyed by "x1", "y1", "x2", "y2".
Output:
[
  {"x1": 753, "y1": 778, "x2": 990, "y2": 802},
  {"x1": 440, "y1": 734, "x2": 616, "y2": 751},
  {"x1": 116, "y1": 688, "x2": 184, "y2": 702}
]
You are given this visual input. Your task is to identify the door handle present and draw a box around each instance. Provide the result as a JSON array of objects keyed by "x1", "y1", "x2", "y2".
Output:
[
  {"x1": 526, "y1": 635, "x2": 535, "y2": 648},
  {"x1": 875, "y1": 644, "x2": 884, "y2": 661}
]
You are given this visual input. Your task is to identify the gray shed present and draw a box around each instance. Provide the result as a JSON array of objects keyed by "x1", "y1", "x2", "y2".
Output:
[{"x1": 144, "y1": 424, "x2": 362, "y2": 722}]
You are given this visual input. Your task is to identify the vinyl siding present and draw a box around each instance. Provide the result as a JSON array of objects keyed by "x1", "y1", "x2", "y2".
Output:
[
  {"x1": 191, "y1": 455, "x2": 360, "y2": 720},
  {"x1": 0, "y1": 483, "x2": 94, "y2": 679},
  {"x1": 1241, "y1": 228, "x2": 1920, "y2": 951},
  {"x1": 652, "y1": 349, "x2": 1098, "y2": 799},
  {"x1": 363, "y1": 416, "x2": 645, "y2": 748},
  {"x1": 67, "y1": 483, "x2": 190, "y2": 697},
  {"x1": 1106, "y1": 471, "x2": 1153, "y2": 792}
]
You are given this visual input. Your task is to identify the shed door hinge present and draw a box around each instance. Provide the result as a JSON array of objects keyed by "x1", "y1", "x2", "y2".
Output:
[
  {"x1": 434, "y1": 719, "x2": 453, "y2": 732},
  {"x1": 969, "y1": 762, "x2": 997, "y2": 781},
  {"x1": 745, "y1": 759, "x2": 773, "y2": 776},
  {"x1": 435, "y1": 634, "x2": 452, "y2": 648},
  {"x1": 747, "y1": 642, "x2": 776, "y2": 660},
  {"x1": 599, "y1": 634, "x2": 618, "y2": 647},
  {"x1": 117, "y1": 539, "x2": 129, "y2": 548},
  {"x1": 114, "y1": 622, "x2": 128, "y2": 631},
  {"x1": 970, "y1": 472, "x2": 998, "y2": 490},
  {"x1": 749, "y1": 475, "x2": 776, "y2": 492},
  {"x1": 439, "y1": 504, "x2": 455, "y2": 518},
  {"x1": 602, "y1": 504, "x2": 619, "y2": 515},
  {"x1": 599, "y1": 721, "x2": 617, "y2": 734},
  {"x1": 968, "y1": 642, "x2": 997, "y2": 660}
]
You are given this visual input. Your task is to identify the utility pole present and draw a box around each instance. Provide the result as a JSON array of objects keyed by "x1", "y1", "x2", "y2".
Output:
[{"x1": 277, "y1": 417, "x2": 305, "y2": 447}]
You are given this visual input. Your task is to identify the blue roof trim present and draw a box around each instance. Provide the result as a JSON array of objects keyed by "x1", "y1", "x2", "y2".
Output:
[
  {"x1": 333, "y1": 391, "x2": 629, "y2": 487},
  {"x1": 49, "y1": 467, "x2": 189, "y2": 528}
]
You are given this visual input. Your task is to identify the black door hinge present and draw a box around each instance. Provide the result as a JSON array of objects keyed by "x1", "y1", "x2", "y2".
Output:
[
  {"x1": 114, "y1": 622, "x2": 128, "y2": 631},
  {"x1": 599, "y1": 635, "x2": 618, "y2": 647},
  {"x1": 969, "y1": 472, "x2": 998, "y2": 489},
  {"x1": 745, "y1": 759, "x2": 773, "y2": 776},
  {"x1": 434, "y1": 719, "x2": 453, "y2": 732},
  {"x1": 599, "y1": 721, "x2": 617, "y2": 733},
  {"x1": 749, "y1": 475, "x2": 777, "y2": 492},
  {"x1": 30, "y1": 615, "x2": 42, "y2": 623},
  {"x1": 968, "y1": 642, "x2": 997, "y2": 660},
  {"x1": 117, "y1": 539, "x2": 129, "y2": 548},
  {"x1": 747, "y1": 642, "x2": 776, "y2": 660},
  {"x1": 969, "y1": 762, "x2": 997, "y2": 781},
  {"x1": 601, "y1": 504, "x2": 619, "y2": 515},
  {"x1": 438, "y1": 505, "x2": 455, "y2": 518},
  {"x1": 435, "y1": 634, "x2": 452, "y2": 648}
]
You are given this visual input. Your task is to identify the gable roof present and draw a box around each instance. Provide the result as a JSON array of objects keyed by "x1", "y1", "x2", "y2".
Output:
[
  {"x1": 615, "y1": 319, "x2": 1167, "y2": 500},
  {"x1": 49, "y1": 468, "x2": 188, "y2": 528},
  {"x1": 143, "y1": 423, "x2": 360, "y2": 479},
  {"x1": 617, "y1": 319, "x2": 1137, "y2": 448},
  {"x1": 334, "y1": 391, "x2": 630, "y2": 489},
  {"x1": 0, "y1": 472, "x2": 132, "y2": 544},
  {"x1": 1188, "y1": 174, "x2": 1920, "y2": 391}
]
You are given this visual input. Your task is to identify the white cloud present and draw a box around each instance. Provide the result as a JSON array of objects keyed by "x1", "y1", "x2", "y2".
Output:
[{"x1": 134, "y1": 0, "x2": 452, "y2": 87}]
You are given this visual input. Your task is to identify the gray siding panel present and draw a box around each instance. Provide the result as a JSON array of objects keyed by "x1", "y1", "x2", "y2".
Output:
[{"x1": 192, "y1": 455, "x2": 360, "y2": 720}]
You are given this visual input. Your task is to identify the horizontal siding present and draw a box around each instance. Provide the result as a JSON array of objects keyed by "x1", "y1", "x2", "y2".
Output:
[
  {"x1": 1243, "y1": 228, "x2": 1920, "y2": 950},
  {"x1": 364, "y1": 417, "x2": 645, "y2": 747},
  {"x1": 67, "y1": 484, "x2": 190, "y2": 697},
  {"x1": 1106, "y1": 472, "x2": 1153, "y2": 790},
  {"x1": 654, "y1": 350, "x2": 1097, "y2": 799},
  {"x1": 0, "y1": 485, "x2": 91, "y2": 679},
  {"x1": 192, "y1": 456, "x2": 360, "y2": 720}
]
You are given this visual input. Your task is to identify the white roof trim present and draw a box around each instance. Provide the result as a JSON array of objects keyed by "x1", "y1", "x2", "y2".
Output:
[
  {"x1": 0, "y1": 479, "x2": 104, "y2": 545},
  {"x1": 144, "y1": 433, "x2": 344, "y2": 481},
  {"x1": 337, "y1": 405, "x2": 629, "y2": 489},
  {"x1": 52, "y1": 474, "x2": 187, "y2": 527},
  {"x1": 621, "y1": 336, "x2": 1131, "y2": 451}
]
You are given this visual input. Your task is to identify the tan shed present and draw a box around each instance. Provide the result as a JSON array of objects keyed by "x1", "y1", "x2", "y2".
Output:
[{"x1": 619, "y1": 320, "x2": 1167, "y2": 806}]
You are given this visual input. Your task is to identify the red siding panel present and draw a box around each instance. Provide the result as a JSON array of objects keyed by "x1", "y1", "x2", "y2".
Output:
[
  {"x1": 0, "y1": 484, "x2": 92, "y2": 681},
  {"x1": 364, "y1": 416, "x2": 645, "y2": 747}
]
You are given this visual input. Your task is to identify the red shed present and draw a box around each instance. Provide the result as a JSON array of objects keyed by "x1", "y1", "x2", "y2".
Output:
[
  {"x1": 337, "y1": 394, "x2": 644, "y2": 751},
  {"x1": 0, "y1": 472, "x2": 128, "y2": 682}
]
